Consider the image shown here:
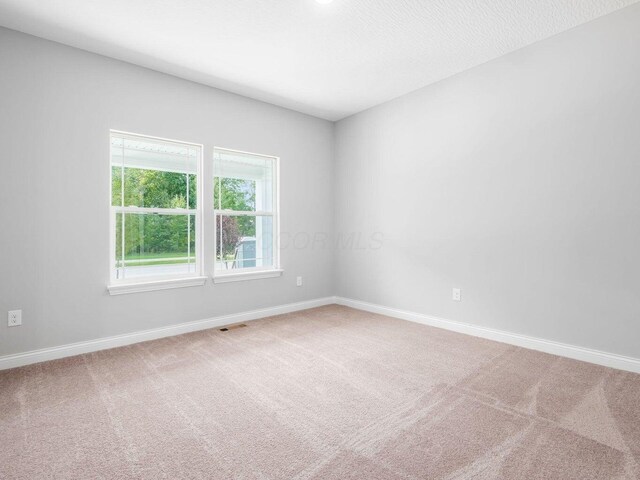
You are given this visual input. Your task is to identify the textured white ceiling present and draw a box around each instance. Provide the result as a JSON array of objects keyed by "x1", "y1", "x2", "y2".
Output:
[{"x1": 0, "y1": 0, "x2": 637, "y2": 120}]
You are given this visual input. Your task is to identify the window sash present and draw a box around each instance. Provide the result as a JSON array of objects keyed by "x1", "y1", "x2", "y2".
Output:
[
  {"x1": 114, "y1": 206, "x2": 198, "y2": 216},
  {"x1": 213, "y1": 148, "x2": 279, "y2": 275},
  {"x1": 110, "y1": 131, "x2": 203, "y2": 284},
  {"x1": 213, "y1": 209, "x2": 274, "y2": 216},
  {"x1": 111, "y1": 210, "x2": 199, "y2": 282},
  {"x1": 214, "y1": 212, "x2": 277, "y2": 273}
]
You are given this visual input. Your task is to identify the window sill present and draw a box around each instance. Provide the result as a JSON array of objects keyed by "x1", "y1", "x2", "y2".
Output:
[
  {"x1": 108, "y1": 276, "x2": 207, "y2": 295},
  {"x1": 212, "y1": 269, "x2": 284, "y2": 284}
]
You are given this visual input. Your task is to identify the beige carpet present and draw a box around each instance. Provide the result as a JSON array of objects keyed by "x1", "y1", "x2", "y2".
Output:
[{"x1": 1, "y1": 305, "x2": 639, "y2": 479}]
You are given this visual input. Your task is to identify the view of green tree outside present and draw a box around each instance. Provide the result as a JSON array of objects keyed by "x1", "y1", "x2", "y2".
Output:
[
  {"x1": 112, "y1": 167, "x2": 197, "y2": 209},
  {"x1": 112, "y1": 167, "x2": 197, "y2": 267}
]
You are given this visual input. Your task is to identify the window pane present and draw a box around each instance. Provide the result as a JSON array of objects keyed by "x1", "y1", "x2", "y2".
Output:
[
  {"x1": 124, "y1": 169, "x2": 195, "y2": 209},
  {"x1": 214, "y1": 177, "x2": 256, "y2": 211},
  {"x1": 215, "y1": 215, "x2": 273, "y2": 271},
  {"x1": 111, "y1": 136, "x2": 197, "y2": 209},
  {"x1": 114, "y1": 212, "x2": 197, "y2": 280},
  {"x1": 111, "y1": 166, "x2": 122, "y2": 206},
  {"x1": 213, "y1": 149, "x2": 274, "y2": 212}
]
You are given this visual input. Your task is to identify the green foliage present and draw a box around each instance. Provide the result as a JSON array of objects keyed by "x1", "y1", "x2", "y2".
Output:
[
  {"x1": 115, "y1": 213, "x2": 195, "y2": 261},
  {"x1": 113, "y1": 167, "x2": 196, "y2": 259},
  {"x1": 112, "y1": 167, "x2": 196, "y2": 209},
  {"x1": 213, "y1": 177, "x2": 255, "y2": 212}
]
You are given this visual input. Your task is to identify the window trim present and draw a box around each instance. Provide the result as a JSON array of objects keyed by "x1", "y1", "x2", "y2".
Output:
[
  {"x1": 212, "y1": 269, "x2": 284, "y2": 284},
  {"x1": 108, "y1": 130, "x2": 205, "y2": 294},
  {"x1": 212, "y1": 147, "x2": 281, "y2": 281},
  {"x1": 107, "y1": 276, "x2": 208, "y2": 295}
]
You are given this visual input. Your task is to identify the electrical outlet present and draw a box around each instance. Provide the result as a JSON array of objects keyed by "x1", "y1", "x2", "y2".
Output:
[
  {"x1": 8, "y1": 310, "x2": 22, "y2": 327},
  {"x1": 296, "y1": 276, "x2": 303, "y2": 287},
  {"x1": 452, "y1": 288, "x2": 461, "y2": 302}
]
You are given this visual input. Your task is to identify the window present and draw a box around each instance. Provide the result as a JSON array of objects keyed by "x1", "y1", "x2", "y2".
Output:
[
  {"x1": 213, "y1": 148, "x2": 280, "y2": 282},
  {"x1": 109, "y1": 132, "x2": 204, "y2": 293}
]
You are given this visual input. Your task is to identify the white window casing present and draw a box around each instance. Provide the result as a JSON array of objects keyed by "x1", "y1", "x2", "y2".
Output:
[
  {"x1": 213, "y1": 147, "x2": 281, "y2": 282},
  {"x1": 108, "y1": 131, "x2": 205, "y2": 294}
]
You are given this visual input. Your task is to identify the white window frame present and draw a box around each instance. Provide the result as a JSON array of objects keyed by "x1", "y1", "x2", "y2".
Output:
[
  {"x1": 108, "y1": 130, "x2": 206, "y2": 295},
  {"x1": 212, "y1": 147, "x2": 282, "y2": 284}
]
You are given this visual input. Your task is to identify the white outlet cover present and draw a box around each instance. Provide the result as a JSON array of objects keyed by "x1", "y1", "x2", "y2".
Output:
[
  {"x1": 8, "y1": 310, "x2": 22, "y2": 327},
  {"x1": 452, "y1": 288, "x2": 461, "y2": 302},
  {"x1": 296, "y1": 276, "x2": 303, "y2": 287}
]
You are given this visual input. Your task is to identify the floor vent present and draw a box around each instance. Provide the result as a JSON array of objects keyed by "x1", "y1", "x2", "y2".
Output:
[{"x1": 219, "y1": 323, "x2": 248, "y2": 332}]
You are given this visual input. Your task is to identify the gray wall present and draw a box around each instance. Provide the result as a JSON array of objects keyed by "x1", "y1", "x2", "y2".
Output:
[
  {"x1": 0, "y1": 28, "x2": 334, "y2": 356},
  {"x1": 334, "y1": 5, "x2": 640, "y2": 358},
  {"x1": 3, "y1": 4, "x2": 640, "y2": 361}
]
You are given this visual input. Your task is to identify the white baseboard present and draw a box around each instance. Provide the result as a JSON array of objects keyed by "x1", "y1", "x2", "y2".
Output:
[
  {"x1": 4, "y1": 296, "x2": 639, "y2": 374},
  {"x1": 0, "y1": 297, "x2": 336, "y2": 371},
  {"x1": 335, "y1": 297, "x2": 640, "y2": 374}
]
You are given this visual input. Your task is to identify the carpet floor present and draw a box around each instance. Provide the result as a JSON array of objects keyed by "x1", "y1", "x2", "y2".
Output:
[{"x1": 1, "y1": 305, "x2": 639, "y2": 479}]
